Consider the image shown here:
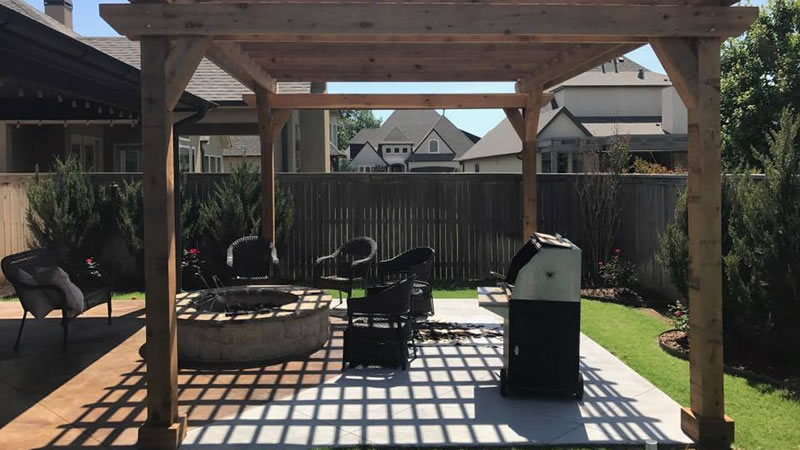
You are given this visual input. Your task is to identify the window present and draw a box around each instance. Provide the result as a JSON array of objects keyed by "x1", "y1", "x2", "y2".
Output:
[
  {"x1": 474, "y1": 163, "x2": 480, "y2": 173},
  {"x1": 178, "y1": 137, "x2": 195, "y2": 172},
  {"x1": 557, "y1": 153, "x2": 569, "y2": 173},
  {"x1": 358, "y1": 166, "x2": 372, "y2": 173},
  {"x1": 116, "y1": 144, "x2": 142, "y2": 172},
  {"x1": 70, "y1": 135, "x2": 101, "y2": 171},
  {"x1": 541, "y1": 152, "x2": 553, "y2": 174},
  {"x1": 203, "y1": 155, "x2": 222, "y2": 173},
  {"x1": 429, "y1": 140, "x2": 439, "y2": 153},
  {"x1": 402, "y1": 147, "x2": 408, "y2": 153}
]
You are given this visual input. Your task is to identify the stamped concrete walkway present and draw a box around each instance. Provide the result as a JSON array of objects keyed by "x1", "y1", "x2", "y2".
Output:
[{"x1": 0, "y1": 297, "x2": 692, "y2": 449}]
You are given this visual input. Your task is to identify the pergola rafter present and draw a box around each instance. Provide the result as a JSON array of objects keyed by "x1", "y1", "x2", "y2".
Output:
[{"x1": 100, "y1": 1, "x2": 757, "y2": 448}]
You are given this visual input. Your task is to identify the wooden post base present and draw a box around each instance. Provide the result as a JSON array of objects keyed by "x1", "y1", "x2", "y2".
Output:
[
  {"x1": 681, "y1": 407, "x2": 734, "y2": 449},
  {"x1": 137, "y1": 415, "x2": 187, "y2": 449}
]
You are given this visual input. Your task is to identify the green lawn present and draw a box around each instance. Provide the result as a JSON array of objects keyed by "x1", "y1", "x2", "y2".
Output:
[
  {"x1": 581, "y1": 299, "x2": 800, "y2": 450},
  {"x1": 350, "y1": 288, "x2": 477, "y2": 299}
]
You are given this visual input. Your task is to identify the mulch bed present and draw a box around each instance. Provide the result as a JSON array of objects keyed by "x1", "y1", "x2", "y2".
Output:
[
  {"x1": 658, "y1": 328, "x2": 800, "y2": 397},
  {"x1": 581, "y1": 287, "x2": 643, "y2": 306}
]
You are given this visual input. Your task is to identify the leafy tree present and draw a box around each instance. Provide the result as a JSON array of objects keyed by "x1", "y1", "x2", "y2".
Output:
[
  {"x1": 721, "y1": 0, "x2": 800, "y2": 169},
  {"x1": 657, "y1": 109, "x2": 800, "y2": 368},
  {"x1": 26, "y1": 157, "x2": 104, "y2": 264},
  {"x1": 336, "y1": 110, "x2": 382, "y2": 151}
]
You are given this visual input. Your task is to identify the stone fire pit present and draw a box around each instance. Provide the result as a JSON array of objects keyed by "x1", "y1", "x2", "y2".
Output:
[{"x1": 176, "y1": 286, "x2": 332, "y2": 363}]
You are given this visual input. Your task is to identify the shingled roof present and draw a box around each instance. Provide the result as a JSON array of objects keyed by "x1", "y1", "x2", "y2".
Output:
[
  {"x1": 0, "y1": 1, "x2": 310, "y2": 105},
  {"x1": 83, "y1": 37, "x2": 311, "y2": 103},
  {"x1": 350, "y1": 109, "x2": 475, "y2": 159}
]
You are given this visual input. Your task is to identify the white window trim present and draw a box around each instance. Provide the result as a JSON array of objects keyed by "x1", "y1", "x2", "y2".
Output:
[
  {"x1": 429, "y1": 139, "x2": 439, "y2": 153},
  {"x1": 114, "y1": 143, "x2": 142, "y2": 172}
]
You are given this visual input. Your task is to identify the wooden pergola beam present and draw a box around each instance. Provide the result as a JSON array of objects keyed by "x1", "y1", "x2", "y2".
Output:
[
  {"x1": 205, "y1": 42, "x2": 276, "y2": 93},
  {"x1": 517, "y1": 79, "x2": 543, "y2": 238},
  {"x1": 650, "y1": 37, "x2": 700, "y2": 108},
  {"x1": 164, "y1": 37, "x2": 210, "y2": 110},
  {"x1": 255, "y1": 86, "x2": 276, "y2": 243},
  {"x1": 100, "y1": 3, "x2": 757, "y2": 41},
  {"x1": 243, "y1": 93, "x2": 531, "y2": 110}
]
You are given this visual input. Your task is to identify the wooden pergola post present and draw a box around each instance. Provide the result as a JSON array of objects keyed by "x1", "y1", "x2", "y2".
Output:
[
  {"x1": 137, "y1": 36, "x2": 185, "y2": 448},
  {"x1": 255, "y1": 86, "x2": 276, "y2": 244},
  {"x1": 517, "y1": 79, "x2": 543, "y2": 238},
  {"x1": 652, "y1": 36, "x2": 733, "y2": 448},
  {"x1": 137, "y1": 34, "x2": 208, "y2": 449}
]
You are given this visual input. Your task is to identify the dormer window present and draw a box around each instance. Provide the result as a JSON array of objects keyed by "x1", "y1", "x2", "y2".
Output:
[{"x1": 429, "y1": 140, "x2": 439, "y2": 153}]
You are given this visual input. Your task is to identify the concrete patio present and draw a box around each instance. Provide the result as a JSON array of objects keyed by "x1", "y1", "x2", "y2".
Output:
[{"x1": 0, "y1": 298, "x2": 692, "y2": 448}]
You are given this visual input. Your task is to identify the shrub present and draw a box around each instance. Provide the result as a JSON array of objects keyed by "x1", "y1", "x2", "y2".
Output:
[
  {"x1": 26, "y1": 157, "x2": 104, "y2": 264},
  {"x1": 197, "y1": 163, "x2": 294, "y2": 277},
  {"x1": 657, "y1": 109, "x2": 800, "y2": 368},
  {"x1": 576, "y1": 136, "x2": 630, "y2": 285},
  {"x1": 667, "y1": 301, "x2": 689, "y2": 333},
  {"x1": 598, "y1": 248, "x2": 638, "y2": 289}
]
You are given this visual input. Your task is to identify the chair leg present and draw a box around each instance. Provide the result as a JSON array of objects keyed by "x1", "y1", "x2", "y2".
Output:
[
  {"x1": 14, "y1": 310, "x2": 27, "y2": 352},
  {"x1": 61, "y1": 314, "x2": 69, "y2": 351},
  {"x1": 107, "y1": 299, "x2": 112, "y2": 325}
]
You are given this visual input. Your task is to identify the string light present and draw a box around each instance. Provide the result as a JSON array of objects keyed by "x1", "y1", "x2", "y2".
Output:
[
  {"x1": 15, "y1": 121, "x2": 21, "y2": 129},
  {"x1": 72, "y1": 100, "x2": 77, "y2": 108},
  {"x1": 57, "y1": 94, "x2": 64, "y2": 103},
  {"x1": 17, "y1": 87, "x2": 24, "y2": 97},
  {"x1": 63, "y1": 120, "x2": 68, "y2": 128},
  {"x1": 85, "y1": 101, "x2": 90, "y2": 109},
  {"x1": 36, "y1": 90, "x2": 43, "y2": 99},
  {"x1": 109, "y1": 119, "x2": 114, "y2": 128},
  {"x1": 97, "y1": 106, "x2": 103, "y2": 114}
]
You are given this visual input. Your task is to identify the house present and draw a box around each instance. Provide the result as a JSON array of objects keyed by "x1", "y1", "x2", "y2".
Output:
[
  {"x1": 458, "y1": 58, "x2": 688, "y2": 173},
  {"x1": 0, "y1": 0, "x2": 333, "y2": 174},
  {"x1": 348, "y1": 109, "x2": 476, "y2": 172}
]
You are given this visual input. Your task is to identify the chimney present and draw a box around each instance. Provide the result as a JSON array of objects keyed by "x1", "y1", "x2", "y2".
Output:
[
  {"x1": 44, "y1": 0, "x2": 73, "y2": 30},
  {"x1": 638, "y1": 68, "x2": 645, "y2": 79}
]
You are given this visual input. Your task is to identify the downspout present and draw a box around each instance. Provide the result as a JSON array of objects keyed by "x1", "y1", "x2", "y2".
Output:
[{"x1": 172, "y1": 107, "x2": 209, "y2": 292}]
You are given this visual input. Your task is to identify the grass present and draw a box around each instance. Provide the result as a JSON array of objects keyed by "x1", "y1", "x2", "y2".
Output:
[{"x1": 581, "y1": 299, "x2": 800, "y2": 450}]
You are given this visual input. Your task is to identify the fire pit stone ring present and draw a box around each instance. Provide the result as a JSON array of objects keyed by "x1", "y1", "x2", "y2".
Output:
[{"x1": 176, "y1": 285, "x2": 332, "y2": 363}]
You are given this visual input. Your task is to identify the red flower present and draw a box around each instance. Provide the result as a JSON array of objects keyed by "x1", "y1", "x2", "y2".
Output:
[
  {"x1": 675, "y1": 311, "x2": 683, "y2": 317},
  {"x1": 614, "y1": 248, "x2": 621, "y2": 254},
  {"x1": 598, "y1": 261, "x2": 604, "y2": 267},
  {"x1": 85, "y1": 258, "x2": 93, "y2": 264},
  {"x1": 189, "y1": 248, "x2": 199, "y2": 255}
]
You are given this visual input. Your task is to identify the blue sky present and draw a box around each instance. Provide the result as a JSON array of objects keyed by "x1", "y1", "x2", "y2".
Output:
[{"x1": 23, "y1": 0, "x2": 766, "y2": 136}]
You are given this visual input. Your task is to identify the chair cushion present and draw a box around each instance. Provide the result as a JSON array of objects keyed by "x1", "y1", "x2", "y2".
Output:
[
  {"x1": 83, "y1": 289, "x2": 111, "y2": 310},
  {"x1": 31, "y1": 266, "x2": 84, "y2": 315}
]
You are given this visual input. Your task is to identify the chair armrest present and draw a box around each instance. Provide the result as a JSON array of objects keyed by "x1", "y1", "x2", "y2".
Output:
[{"x1": 314, "y1": 251, "x2": 339, "y2": 266}]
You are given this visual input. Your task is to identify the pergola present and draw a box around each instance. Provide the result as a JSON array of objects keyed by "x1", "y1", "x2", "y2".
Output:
[{"x1": 99, "y1": 0, "x2": 756, "y2": 448}]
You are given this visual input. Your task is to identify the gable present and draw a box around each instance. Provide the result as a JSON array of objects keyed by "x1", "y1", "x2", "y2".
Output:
[
  {"x1": 351, "y1": 142, "x2": 386, "y2": 167},
  {"x1": 414, "y1": 129, "x2": 454, "y2": 155},
  {"x1": 539, "y1": 113, "x2": 590, "y2": 140}
]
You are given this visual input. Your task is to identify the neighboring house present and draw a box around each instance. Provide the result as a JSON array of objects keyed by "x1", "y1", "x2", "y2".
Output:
[
  {"x1": 348, "y1": 109, "x2": 476, "y2": 172},
  {"x1": 0, "y1": 0, "x2": 332, "y2": 174},
  {"x1": 458, "y1": 58, "x2": 688, "y2": 173}
]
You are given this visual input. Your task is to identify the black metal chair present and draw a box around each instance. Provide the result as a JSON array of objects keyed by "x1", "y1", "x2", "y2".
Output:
[
  {"x1": 226, "y1": 236, "x2": 281, "y2": 285},
  {"x1": 343, "y1": 276, "x2": 416, "y2": 370},
  {"x1": 314, "y1": 237, "x2": 377, "y2": 301},
  {"x1": 1, "y1": 249, "x2": 113, "y2": 351},
  {"x1": 379, "y1": 247, "x2": 435, "y2": 316}
]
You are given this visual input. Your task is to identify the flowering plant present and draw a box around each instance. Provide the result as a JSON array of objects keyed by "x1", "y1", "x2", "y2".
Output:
[
  {"x1": 85, "y1": 257, "x2": 102, "y2": 277},
  {"x1": 667, "y1": 300, "x2": 689, "y2": 332},
  {"x1": 597, "y1": 249, "x2": 638, "y2": 289},
  {"x1": 182, "y1": 248, "x2": 203, "y2": 279}
]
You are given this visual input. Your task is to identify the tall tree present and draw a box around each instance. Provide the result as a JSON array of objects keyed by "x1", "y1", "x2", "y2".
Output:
[
  {"x1": 721, "y1": 0, "x2": 800, "y2": 169},
  {"x1": 336, "y1": 110, "x2": 382, "y2": 151}
]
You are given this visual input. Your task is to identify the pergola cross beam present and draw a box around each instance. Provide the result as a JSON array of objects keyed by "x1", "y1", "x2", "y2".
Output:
[{"x1": 242, "y1": 93, "x2": 551, "y2": 110}]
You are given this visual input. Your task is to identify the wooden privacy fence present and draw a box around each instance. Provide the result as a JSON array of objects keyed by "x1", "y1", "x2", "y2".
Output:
[{"x1": 0, "y1": 172, "x2": 686, "y2": 296}]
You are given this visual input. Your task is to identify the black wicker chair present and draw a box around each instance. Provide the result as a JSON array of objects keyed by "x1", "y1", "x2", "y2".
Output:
[
  {"x1": 379, "y1": 247, "x2": 435, "y2": 316},
  {"x1": 314, "y1": 237, "x2": 377, "y2": 301},
  {"x1": 226, "y1": 236, "x2": 281, "y2": 285},
  {"x1": 343, "y1": 276, "x2": 416, "y2": 370},
  {"x1": 1, "y1": 249, "x2": 113, "y2": 351}
]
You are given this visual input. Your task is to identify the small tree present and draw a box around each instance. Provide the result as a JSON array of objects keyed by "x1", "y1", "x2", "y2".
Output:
[
  {"x1": 26, "y1": 157, "x2": 103, "y2": 264},
  {"x1": 337, "y1": 110, "x2": 382, "y2": 151},
  {"x1": 576, "y1": 136, "x2": 631, "y2": 285}
]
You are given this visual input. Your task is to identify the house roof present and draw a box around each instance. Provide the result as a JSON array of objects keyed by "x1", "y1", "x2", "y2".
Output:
[
  {"x1": 223, "y1": 135, "x2": 261, "y2": 157},
  {"x1": 551, "y1": 70, "x2": 671, "y2": 90},
  {"x1": 1, "y1": 0, "x2": 76, "y2": 37},
  {"x1": 350, "y1": 109, "x2": 475, "y2": 159},
  {"x1": 458, "y1": 107, "x2": 582, "y2": 162},
  {"x1": 82, "y1": 37, "x2": 311, "y2": 103}
]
